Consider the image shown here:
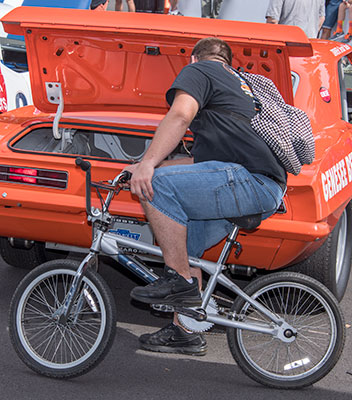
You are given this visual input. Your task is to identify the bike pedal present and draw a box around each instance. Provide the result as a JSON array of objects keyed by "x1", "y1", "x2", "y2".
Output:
[
  {"x1": 151, "y1": 304, "x2": 207, "y2": 321},
  {"x1": 151, "y1": 304, "x2": 175, "y2": 313}
]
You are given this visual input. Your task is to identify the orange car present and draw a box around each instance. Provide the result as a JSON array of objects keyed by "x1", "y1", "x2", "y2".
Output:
[{"x1": 0, "y1": 7, "x2": 351, "y2": 301}]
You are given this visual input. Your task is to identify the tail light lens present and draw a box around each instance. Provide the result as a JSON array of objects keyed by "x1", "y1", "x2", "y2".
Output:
[{"x1": 0, "y1": 166, "x2": 68, "y2": 189}]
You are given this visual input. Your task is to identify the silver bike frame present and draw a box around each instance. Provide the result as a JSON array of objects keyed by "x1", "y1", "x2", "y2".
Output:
[
  {"x1": 62, "y1": 168, "x2": 296, "y2": 342},
  {"x1": 98, "y1": 230, "x2": 295, "y2": 339}
]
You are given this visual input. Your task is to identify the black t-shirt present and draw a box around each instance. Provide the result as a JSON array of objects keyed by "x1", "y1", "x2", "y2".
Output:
[{"x1": 166, "y1": 60, "x2": 287, "y2": 184}]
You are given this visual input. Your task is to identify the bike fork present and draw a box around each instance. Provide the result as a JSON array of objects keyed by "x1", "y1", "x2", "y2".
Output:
[{"x1": 53, "y1": 238, "x2": 101, "y2": 324}]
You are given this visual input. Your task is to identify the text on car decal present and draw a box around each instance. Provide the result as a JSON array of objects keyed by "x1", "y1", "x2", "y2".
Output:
[
  {"x1": 321, "y1": 152, "x2": 352, "y2": 201},
  {"x1": 330, "y1": 43, "x2": 351, "y2": 57}
]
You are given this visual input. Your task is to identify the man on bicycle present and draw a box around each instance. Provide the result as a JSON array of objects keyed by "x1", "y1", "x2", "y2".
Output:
[{"x1": 124, "y1": 37, "x2": 286, "y2": 355}]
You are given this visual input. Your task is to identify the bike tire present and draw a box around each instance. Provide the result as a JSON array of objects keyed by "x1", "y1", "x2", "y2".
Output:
[
  {"x1": 226, "y1": 272, "x2": 345, "y2": 389},
  {"x1": 9, "y1": 259, "x2": 117, "y2": 379}
]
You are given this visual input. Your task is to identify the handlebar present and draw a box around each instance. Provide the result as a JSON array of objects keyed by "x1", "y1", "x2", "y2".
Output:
[
  {"x1": 119, "y1": 170, "x2": 132, "y2": 183},
  {"x1": 75, "y1": 157, "x2": 91, "y2": 172},
  {"x1": 75, "y1": 157, "x2": 132, "y2": 218}
]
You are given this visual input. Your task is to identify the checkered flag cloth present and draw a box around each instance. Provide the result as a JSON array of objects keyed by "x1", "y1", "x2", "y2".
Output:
[{"x1": 241, "y1": 71, "x2": 315, "y2": 175}]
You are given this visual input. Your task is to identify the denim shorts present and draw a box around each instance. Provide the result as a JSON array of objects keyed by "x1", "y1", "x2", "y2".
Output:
[
  {"x1": 148, "y1": 161, "x2": 285, "y2": 258},
  {"x1": 322, "y1": 0, "x2": 343, "y2": 29}
]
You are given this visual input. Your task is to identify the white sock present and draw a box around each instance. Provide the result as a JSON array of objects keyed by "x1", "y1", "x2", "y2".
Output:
[{"x1": 186, "y1": 277, "x2": 193, "y2": 284}]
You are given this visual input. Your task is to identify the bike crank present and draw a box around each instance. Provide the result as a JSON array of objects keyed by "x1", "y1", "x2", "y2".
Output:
[{"x1": 151, "y1": 303, "x2": 207, "y2": 321}]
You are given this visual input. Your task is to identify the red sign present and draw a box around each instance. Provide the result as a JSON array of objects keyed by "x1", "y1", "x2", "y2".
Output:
[{"x1": 320, "y1": 87, "x2": 331, "y2": 103}]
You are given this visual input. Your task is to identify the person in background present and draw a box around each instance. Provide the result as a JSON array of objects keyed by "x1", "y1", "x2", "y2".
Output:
[
  {"x1": 115, "y1": 0, "x2": 136, "y2": 12},
  {"x1": 329, "y1": 0, "x2": 352, "y2": 41},
  {"x1": 266, "y1": 0, "x2": 325, "y2": 38},
  {"x1": 321, "y1": 0, "x2": 343, "y2": 39},
  {"x1": 90, "y1": 0, "x2": 108, "y2": 10}
]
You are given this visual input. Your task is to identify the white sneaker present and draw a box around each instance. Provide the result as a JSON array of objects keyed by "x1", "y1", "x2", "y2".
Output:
[{"x1": 168, "y1": 9, "x2": 183, "y2": 15}]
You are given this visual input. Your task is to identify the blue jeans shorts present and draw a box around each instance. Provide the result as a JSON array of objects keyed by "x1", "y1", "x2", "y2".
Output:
[
  {"x1": 148, "y1": 161, "x2": 285, "y2": 258},
  {"x1": 322, "y1": 0, "x2": 343, "y2": 29}
]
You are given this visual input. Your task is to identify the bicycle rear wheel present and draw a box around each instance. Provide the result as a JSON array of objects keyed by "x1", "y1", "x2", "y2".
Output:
[
  {"x1": 226, "y1": 272, "x2": 345, "y2": 389},
  {"x1": 9, "y1": 259, "x2": 116, "y2": 378}
]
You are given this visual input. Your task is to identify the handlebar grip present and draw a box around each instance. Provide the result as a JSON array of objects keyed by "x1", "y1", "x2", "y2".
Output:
[
  {"x1": 75, "y1": 157, "x2": 91, "y2": 172},
  {"x1": 119, "y1": 170, "x2": 132, "y2": 183}
]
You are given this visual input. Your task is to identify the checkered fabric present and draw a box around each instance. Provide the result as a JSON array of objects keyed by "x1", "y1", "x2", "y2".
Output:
[{"x1": 240, "y1": 71, "x2": 315, "y2": 175}]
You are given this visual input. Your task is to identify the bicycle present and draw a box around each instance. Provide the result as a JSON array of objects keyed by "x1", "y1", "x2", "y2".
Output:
[{"x1": 8, "y1": 157, "x2": 346, "y2": 389}]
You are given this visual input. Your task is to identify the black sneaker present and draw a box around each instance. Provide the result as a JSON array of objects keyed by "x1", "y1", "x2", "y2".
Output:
[
  {"x1": 330, "y1": 31, "x2": 344, "y2": 40},
  {"x1": 340, "y1": 33, "x2": 352, "y2": 43},
  {"x1": 130, "y1": 266, "x2": 201, "y2": 307},
  {"x1": 139, "y1": 323, "x2": 207, "y2": 356}
]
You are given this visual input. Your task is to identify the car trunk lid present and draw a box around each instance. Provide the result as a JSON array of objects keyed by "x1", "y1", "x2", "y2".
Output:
[{"x1": 1, "y1": 7, "x2": 313, "y2": 113}]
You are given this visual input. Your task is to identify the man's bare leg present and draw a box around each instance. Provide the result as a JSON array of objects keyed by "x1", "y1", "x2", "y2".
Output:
[
  {"x1": 142, "y1": 200, "x2": 203, "y2": 326},
  {"x1": 115, "y1": 0, "x2": 123, "y2": 11},
  {"x1": 142, "y1": 200, "x2": 192, "y2": 279},
  {"x1": 169, "y1": 0, "x2": 178, "y2": 12},
  {"x1": 115, "y1": 0, "x2": 135, "y2": 12},
  {"x1": 126, "y1": 0, "x2": 135, "y2": 12}
]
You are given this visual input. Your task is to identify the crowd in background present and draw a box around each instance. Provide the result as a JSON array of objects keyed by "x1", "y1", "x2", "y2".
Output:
[
  {"x1": 90, "y1": 0, "x2": 352, "y2": 42},
  {"x1": 90, "y1": 0, "x2": 222, "y2": 17}
]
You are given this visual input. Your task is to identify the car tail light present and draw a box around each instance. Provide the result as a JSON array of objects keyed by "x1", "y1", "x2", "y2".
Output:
[{"x1": 0, "y1": 165, "x2": 68, "y2": 189}]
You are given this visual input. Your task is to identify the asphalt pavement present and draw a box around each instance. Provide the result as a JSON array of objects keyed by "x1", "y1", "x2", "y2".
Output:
[{"x1": 0, "y1": 256, "x2": 351, "y2": 400}]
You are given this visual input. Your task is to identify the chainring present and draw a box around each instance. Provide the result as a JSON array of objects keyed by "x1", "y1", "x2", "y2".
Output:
[{"x1": 178, "y1": 296, "x2": 218, "y2": 333}]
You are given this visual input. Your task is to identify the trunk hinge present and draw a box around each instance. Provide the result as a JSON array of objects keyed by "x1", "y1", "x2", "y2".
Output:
[{"x1": 45, "y1": 82, "x2": 64, "y2": 139}]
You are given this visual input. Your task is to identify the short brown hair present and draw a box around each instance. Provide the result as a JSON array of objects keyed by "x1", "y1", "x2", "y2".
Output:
[{"x1": 191, "y1": 37, "x2": 232, "y2": 65}]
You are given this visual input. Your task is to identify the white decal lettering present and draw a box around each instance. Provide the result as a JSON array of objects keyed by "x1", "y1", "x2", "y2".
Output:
[
  {"x1": 330, "y1": 43, "x2": 351, "y2": 56},
  {"x1": 345, "y1": 152, "x2": 352, "y2": 182},
  {"x1": 321, "y1": 156, "x2": 352, "y2": 202}
]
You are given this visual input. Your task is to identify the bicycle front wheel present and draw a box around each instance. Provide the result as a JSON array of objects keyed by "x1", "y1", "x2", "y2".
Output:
[
  {"x1": 9, "y1": 259, "x2": 116, "y2": 378},
  {"x1": 226, "y1": 272, "x2": 345, "y2": 389}
]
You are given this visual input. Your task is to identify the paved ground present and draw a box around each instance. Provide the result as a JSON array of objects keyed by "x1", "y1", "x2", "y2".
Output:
[{"x1": 0, "y1": 257, "x2": 351, "y2": 400}]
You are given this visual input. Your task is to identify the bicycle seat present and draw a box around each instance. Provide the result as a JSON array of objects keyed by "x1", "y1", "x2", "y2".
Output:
[{"x1": 227, "y1": 214, "x2": 262, "y2": 230}]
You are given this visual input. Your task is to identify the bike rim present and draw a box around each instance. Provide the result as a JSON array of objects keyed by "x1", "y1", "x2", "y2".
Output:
[
  {"x1": 16, "y1": 269, "x2": 106, "y2": 369},
  {"x1": 236, "y1": 282, "x2": 337, "y2": 381}
]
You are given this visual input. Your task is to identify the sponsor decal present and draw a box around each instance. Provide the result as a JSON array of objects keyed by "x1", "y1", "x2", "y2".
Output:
[
  {"x1": 109, "y1": 228, "x2": 141, "y2": 241},
  {"x1": 0, "y1": 72, "x2": 8, "y2": 113},
  {"x1": 321, "y1": 151, "x2": 352, "y2": 201},
  {"x1": 330, "y1": 43, "x2": 351, "y2": 56},
  {"x1": 320, "y1": 87, "x2": 331, "y2": 103}
]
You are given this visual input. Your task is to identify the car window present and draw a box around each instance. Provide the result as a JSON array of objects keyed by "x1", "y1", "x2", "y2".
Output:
[
  {"x1": 339, "y1": 56, "x2": 352, "y2": 123},
  {"x1": 12, "y1": 128, "x2": 152, "y2": 162},
  {"x1": 11, "y1": 127, "x2": 191, "y2": 162}
]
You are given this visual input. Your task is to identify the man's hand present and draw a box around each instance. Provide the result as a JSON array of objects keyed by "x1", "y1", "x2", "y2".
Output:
[
  {"x1": 122, "y1": 161, "x2": 155, "y2": 201},
  {"x1": 266, "y1": 16, "x2": 278, "y2": 24}
]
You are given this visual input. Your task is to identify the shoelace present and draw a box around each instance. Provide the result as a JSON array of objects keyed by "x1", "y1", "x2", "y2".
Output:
[{"x1": 149, "y1": 275, "x2": 176, "y2": 287}]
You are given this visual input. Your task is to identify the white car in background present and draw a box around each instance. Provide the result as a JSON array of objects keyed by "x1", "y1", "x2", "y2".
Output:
[{"x1": 0, "y1": 0, "x2": 91, "y2": 112}]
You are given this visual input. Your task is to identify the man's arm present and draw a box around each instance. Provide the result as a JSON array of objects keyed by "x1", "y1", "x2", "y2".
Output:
[
  {"x1": 125, "y1": 90, "x2": 199, "y2": 200},
  {"x1": 265, "y1": 0, "x2": 283, "y2": 24}
]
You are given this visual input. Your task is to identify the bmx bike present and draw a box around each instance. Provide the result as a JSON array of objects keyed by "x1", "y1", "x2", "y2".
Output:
[{"x1": 8, "y1": 157, "x2": 346, "y2": 389}]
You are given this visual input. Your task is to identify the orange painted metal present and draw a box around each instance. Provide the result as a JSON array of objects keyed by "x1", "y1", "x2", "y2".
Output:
[{"x1": 0, "y1": 9, "x2": 350, "y2": 271}]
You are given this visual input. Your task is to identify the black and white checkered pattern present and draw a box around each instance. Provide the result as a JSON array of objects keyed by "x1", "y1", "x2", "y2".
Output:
[{"x1": 240, "y1": 71, "x2": 315, "y2": 176}]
